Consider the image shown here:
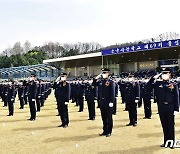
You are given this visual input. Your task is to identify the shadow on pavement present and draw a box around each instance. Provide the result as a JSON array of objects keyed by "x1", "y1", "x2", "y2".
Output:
[
  {"x1": 12, "y1": 126, "x2": 57, "y2": 131},
  {"x1": 43, "y1": 134, "x2": 99, "y2": 143}
]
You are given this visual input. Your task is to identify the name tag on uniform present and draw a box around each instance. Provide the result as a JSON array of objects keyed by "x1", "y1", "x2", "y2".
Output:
[{"x1": 159, "y1": 84, "x2": 163, "y2": 88}]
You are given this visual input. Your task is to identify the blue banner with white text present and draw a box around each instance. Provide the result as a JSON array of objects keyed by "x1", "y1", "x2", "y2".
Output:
[{"x1": 101, "y1": 39, "x2": 180, "y2": 56}]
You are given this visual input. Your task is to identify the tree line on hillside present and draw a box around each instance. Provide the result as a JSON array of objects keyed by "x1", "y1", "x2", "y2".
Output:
[
  {"x1": 1, "y1": 41, "x2": 103, "y2": 59},
  {"x1": 0, "y1": 50, "x2": 48, "y2": 69},
  {"x1": 1, "y1": 32, "x2": 179, "y2": 69}
]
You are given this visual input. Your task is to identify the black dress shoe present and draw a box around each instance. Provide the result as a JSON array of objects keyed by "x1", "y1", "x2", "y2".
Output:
[
  {"x1": 56, "y1": 114, "x2": 60, "y2": 116},
  {"x1": 30, "y1": 119, "x2": 35, "y2": 121},
  {"x1": 99, "y1": 132, "x2": 106, "y2": 136},
  {"x1": 78, "y1": 111, "x2": 83, "y2": 112},
  {"x1": 169, "y1": 145, "x2": 175, "y2": 149},
  {"x1": 106, "y1": 134, "x2": 111, "y2": 137},
  {"x1": 27, "y1": 118, "x2": 32, "y2": 120},
  {"x1": 7, "y1": 114, "x2": 13, "y2": 116},
  {"x1": 63, "y1": 125, "x2": 68, "y2": 128},
  {"x1": 160, "y1": 144, "x2": 165, "y2": 147},
  {"x1": 133, "y1": 123, "x2": 137, "y2": 127},
  {"x1": 113, "y1": 113, "x2": 116, "y2": 115},
  {"x1": 147, "y1": 117, "x2": 151, "y2": 119},
  {"x1": 58, "y1": 124, "x2": 64, "y2": 127},
  {"x1": 88, "y1": 117, "x2": 95, "y2": 120},
  {"x1": 126, "y1": 123, "x2": 133, "y2": 126}
]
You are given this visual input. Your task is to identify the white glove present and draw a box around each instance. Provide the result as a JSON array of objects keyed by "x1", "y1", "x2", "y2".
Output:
[
  {"x1": 135, "y1": 100, "x2": 139, "y2": 103},
  {"x1": 95, "y1": 73, "x2": 102, "y2": 79},
  {"x1": 5, "y1": 94, "x2": 7, "y2": 96},
  {"x1": 109, "y1": 103, "x2": 113, "y2": 107},
  {"x1": 174, "y1": 111, "x2": 179, "y2": 116},
  {"x1": 153, "y1": 73, "x2": 162, "y2": 79},
  {"x1": 38, "y1": 96, "x2": 41, "y2": 98},
  {"x1": 55, "y1": 76, "x2": 60, "y2": 82},
  {"x1": 32, "y1": 99, "x2": 36, "y2": 102},
  {"x1": 21, "y1": 95, "x2": 24, "y2": 98},
  {"x1": 11, "y1": 98, "x2": 14, "y2": 101},
  {"x1": 65, "y1": 102, "x2": 68, "y2": 105}
]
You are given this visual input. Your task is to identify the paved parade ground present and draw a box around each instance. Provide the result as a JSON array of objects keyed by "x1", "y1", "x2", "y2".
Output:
[{"x1": 0, "y1": 92, "x2": 180, "y2": 154}]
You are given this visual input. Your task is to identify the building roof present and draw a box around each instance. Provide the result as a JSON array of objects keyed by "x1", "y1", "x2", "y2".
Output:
[{"x1": 43, "y1": 52, "x2": 102, "y2": 64}]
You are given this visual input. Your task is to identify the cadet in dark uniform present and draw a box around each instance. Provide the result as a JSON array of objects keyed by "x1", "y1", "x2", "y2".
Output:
[
  {"x1": 149, "y1": 68, "x2": 179, "y2": 148},
  {"x1": 113, "y1": 78, "x2": 118, "y2": 115},
  {"x1": 3, "y1": 83, "x2": 8, "y2": 107},
  {"x1": 85, "y1": 79, "x2": 96, "y2": 120},
  {"x1": 93, "y1": 68, "x2": 115, "y2": 137},
  {"x1": 53, "y1": 77, "x2": 60, "y2": 116},
  {"x1": 57, "y1": 73, "x2": 71, "y2": 128},
  {"x1": 7, "y1": 82, "x2": 16, "y2": 116},
  {"x1": 124, "y1": 75, "x2": 140, "y2": 127},
  {"x1": 18, "y1": 82, "x2": 25, "y2": 109},
  {"x1": 118, "y1": 80, "x2": 127, "y2": 110},
  {"x1": 28, "y1": 74, "x2": 38, "y2": 121},
  {"x1": 140, "y1": 78, "x2": 153, "y2": 119},
  {"x1": 24, "y1": 81, "x2": 29, "y2": 105},
  {"x1": 77, "y1": 79, "x2": 85, "y2": 112},
  {"x1": 36, "y1": 79, "x2": 42, "y2": 112},
  {"x1": 0, "y1": 83, "x2": 5, "y2": 106},
  {"x1": 71, "y1": 80, "x2": 76, "y2": 103},
  {"x1": 40, "y1": 81, "x2": 45, "y2": 107}
]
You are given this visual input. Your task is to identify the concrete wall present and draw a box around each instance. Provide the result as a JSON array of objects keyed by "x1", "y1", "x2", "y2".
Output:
[{"x1": 121, "y1": 63, "x2": 135, "y2": 72}]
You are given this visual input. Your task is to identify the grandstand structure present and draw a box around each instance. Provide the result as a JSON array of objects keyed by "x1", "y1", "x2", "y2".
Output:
[
  {"x1": 43, "y1": 39, "x2": 180, "y2": 77},
  {"x1": 0, "y1": 64, "x2": 59, "y2": 81}
]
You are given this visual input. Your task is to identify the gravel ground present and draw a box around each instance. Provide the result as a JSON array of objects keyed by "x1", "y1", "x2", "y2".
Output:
[{"x1": 0, "y1": 93, "x2": 180, "y2": 154}]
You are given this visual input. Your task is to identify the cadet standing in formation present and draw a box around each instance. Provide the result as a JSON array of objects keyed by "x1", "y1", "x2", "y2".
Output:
[
  {"x1": 0, "y1": 74, "x2": 51, "y2": 119},
  {"x1": 18, "y1": 82, "x2": 25, "y2": 109},
  {"x1": 124, "y1": 75, "x2": 140, "y2": 127},
  {"x1": 77, "y1": 79, "x2": 85, "y2": 112},
  {"x1": 55, "y1": 73, "x2": 71, "y2": 128},
  {"x1": 85, "y1": 78, "x2": 96, "y2": 120},
  {"x1": 148, "y1": 68, "x2": 179, "y2": 148},
  {"x1": 93, "y1": 68, "x2": 115, "y2": 137},
  {"x1": 28, "y1": 74, "x2": 38, "y2": 121},
  {"x1": 140, "y1": 77, "x2": 153, "y2": 119},
  {"x1": 1, "y1": 67, "x2": 180, "y2": 149},
  {"x1": 7, "y1": 82, "x2": 16, "y2": 116}
]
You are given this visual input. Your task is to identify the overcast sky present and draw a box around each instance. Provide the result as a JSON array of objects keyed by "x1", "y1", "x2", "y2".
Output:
[{"x1": 0, "y1": 0, "x2": 179, "y2": 52}]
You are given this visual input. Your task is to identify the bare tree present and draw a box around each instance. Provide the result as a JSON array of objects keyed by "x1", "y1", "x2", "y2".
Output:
[
  {"x1": 23, "y1": 40, "x2": 31, "y2": 53},
  {"x1": 13, "y1": 42, "x2": 23, "y2": 55}
]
